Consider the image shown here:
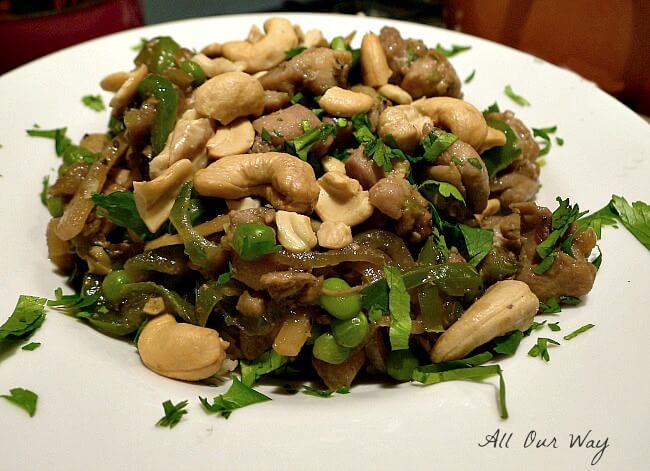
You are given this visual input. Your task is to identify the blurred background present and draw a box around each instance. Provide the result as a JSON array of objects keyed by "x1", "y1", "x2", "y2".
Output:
[{"x1": 1, "y1": 0, "x2": 648, "y2": 115}]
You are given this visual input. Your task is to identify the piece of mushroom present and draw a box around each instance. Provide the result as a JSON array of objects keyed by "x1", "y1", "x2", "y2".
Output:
[
  {"x1": 319, "y1": 86, "x2": 375, "y2": 118},
  {"x1": 133, "y1": 159, "x2": 194, "y2": 233},
  {"x1": 194, "y1": 152, "x2": 320, "y2": 214},
  {"x1": 275, "y1": 210, "x2": 318, "y2": 253},
  {"x1": 431, "y1": 280, "x2": 539, "y2": 363},
  {"x1": 314, "y1": 172, "x2": 374, "y2": 227},
  {"x1": 190, "y1": 53, "x2": 246, "y2": 78},
  {"x1": 138, "y1": 314, "x2": 230, "y2": 381},
  {"x1": 207, "y1": 118, "x2": 255, "y2": 159},
  {"x1": 317, "y1": 221, "x2": 353, "y2": 249},
  {"x1": 221, "y1": 17, "x2": 299, "y2": 73},
  {"x1": 193, "y1": 71, "x2": 264, "y2": 125},
  {"x1": 149, "y1": 109, "x2": 213, "y2": 178},
  {"x1": 378, "y1": 84, "x2": 413, "y2": 104},
  {"x1": 361, "y1": 32, "x2": 392, "y2": 87}
]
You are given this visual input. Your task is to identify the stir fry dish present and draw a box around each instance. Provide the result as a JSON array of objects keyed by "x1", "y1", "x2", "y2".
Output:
[{"x1": 37, "y1": 18, "x2": 605, "y2": 408}]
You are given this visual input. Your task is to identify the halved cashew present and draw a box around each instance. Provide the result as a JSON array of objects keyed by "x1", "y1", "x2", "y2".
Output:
[
  {"x1": 193, "y1": 71, "x2": 264, "y2": 125},
  {"x1": 221, "y1": 17, "x2": 299, "y2": 73},
  {"x1": 317, "y1": 221, "x2": 353, "y2": 249},
  {"x1": 200, "y1": 42, "x2": 222, "y2": 57},
  {"x1": 361, "y1": 32, "x2": 392, "y2": 87},
  {"x1": 475, "y1": 198, "x2": 501, "y2": 224},
  {"x1": 108, "y1": 64, "x2": 148, "y2": 114},
  {"x1": 301, "y1": 29, "x2": 327, "y2": 48},
  {"x1": 194, "y1": 152, "x2": 320, "y2": 214},
  {"x1": 100, "y1": 71, "x2": 129, "y2": 92},
  {"x1": 431, "y1": 280, "x2": 539, "y2": 363},
  {"x1": 378, "y1": 84, "x2": 413, "y2": 104},
  {"x1": 321, "y1": 155, "x2": 346, "y2": 174},
  {"x1": 413, "y1": 97, "x2": 506, "y2": 152},
  {"x1": 275, "y1": 210, "x2": 318, "y2": 253},
  {"x1": 143, "y1": 297, "x2": 165, "y2": 315},
  {"x1": 138, "y1": 314, "x2": 230, "y2": 381},
  {"x1": 378, "y1": 104, "x2": 433, "y2": 154},
  {"x1": 319, "y1": 86, "x2": 375, "y2": 118},
  {"x1": 315, "y1": 172, "x2": 374, "y2": 227},
  {"x1": 247, "y1": 24, "x2": 264, "y2": 43},
  {"x1": 226, "y1": 196, "x2": 262, "y2": 211},
  {"x1": 191, "y1": 53, "x2": 246, "y2": 78},
  {"x1": 133, "y1": 159, "x2": 194, "y2": 233},
  {"x1": 207, "y1": 118, "x2": 255, "y2": 158},
  {"x1": 149, "y1": 110, "x2": 213, "y2": 178}
]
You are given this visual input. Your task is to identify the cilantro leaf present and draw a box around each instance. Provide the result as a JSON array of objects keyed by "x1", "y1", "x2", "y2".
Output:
[
  {"x1": 458, "y1": 224, "x2": 493, "y2": 266},
  {"x1": 548, "y1": 322, "x2": 561, "y2": 332},
  {"x1": 91, "y1": 191, "x2": 151, "y2": 238},
  {"x1": 0, "y1": 296, "x2": 47, "y2": 342},
  {"x1": 21, "y1": 342, "x2": 41, "y2": 351},
  {"x1": 576, "y1": 204, "x2": 619, "y2": 239},
  {"x1": 610, "y1": 195, "x2": 650, "y2": 250},
  {"x1": 302, "y1": 385, "x2": 350, "y2": 398},
  {"x1": 527, "y1": 337, "x2": 560, "y2": 361},
  {"x1": 199, "y1": 376, "x2": 271, "y2": 418},
  {"x1": 1, "y1": 387, "x2": 38, "y2": 417},
  {"x1": 82, "y1": 94, "x2": 106, "y2": 112},
  {"x1": 464, "y1": 69, "x2": 476, "y2": 84},
  {"x1": 481, "y1": 119, "x2": 522, "y2": 176},
  {"x1": 421, "y1": 129, "x2": 458, "y2": 161},
  {"x1": 504, "y1": 84, "x2": 531, "y2": 106},
  {"x1": 418, "y1": 179, "x2": 465, "y2": 204},
  {"x1": 287, "y1": 123, "x2": 336, "y2": 160},
  {"x1": 285, "y1": 46, "x2": 306, "y2": 59},
  {"x1": 532, "y1": 126, "x2": 560, "y2": 157},
  {"x1": 563, "y1": 323, "x2": 594, "y2": 340},
  {"x1": 385, "y1": 265, "x2": 411, "y2": 351},
  {"x1": 156, "y1": 399, "x2": 188, "y2": 428},
  {"x1": 492, "y1": 330, "x2": 524, "y2": 355},
  {"x1": 435, "y1": 43, "x2": 471, "y2": 57},
  {"x1": 26, "y1": 126, "x2": 71, "y2": 156},
  {"x1": 240, "y1": 349, "x2": 288, "y2": 387},
  {"x1": 482, "y1": 102, "x2": 500, "y2": 116}
]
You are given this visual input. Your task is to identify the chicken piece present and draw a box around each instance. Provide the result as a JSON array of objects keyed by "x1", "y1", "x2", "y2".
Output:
[{"x1": 259, "y1": 271, "x2": 323, "y2": 305}]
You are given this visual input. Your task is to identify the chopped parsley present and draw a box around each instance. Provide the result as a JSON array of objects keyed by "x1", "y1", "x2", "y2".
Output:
[
  {"x1": 91, "y1": 191, "x2": 151, "y2": 239},
  {"x1": 302, "y1": 385, "x2": 350, "y2": 398},
  {"x1": 504, "y1": 84, "x2": 531, "y2": 106},
  {"x1": 539, "y1": 295, "x2": 581, "y2": 314},
  {"x1": 435, "y1": 43, "x2": 471, "y2": 57},
  {"x1": 285, "y1": 46, "x2": 306, "y2": 59},
  {"x1": 26, "y1": 126, "x2": 71, "y2": 156},
  {"x1": 290, "y1": 91, "x2": 303, "y2": 105},
  {"x1": 464, "y1": 69, "x2": 476, "y2": 83},
  {"x1": 563, "y1": 324, "x2": 594, "y2": 340},
  {"x1": 528, "y1": 337, "x2": 560, "y2": 361},
  {"x1": 532, "y1": 126, "x2": 561, "y2": 157},
  {"x1": 286, "y1": 123, "x2": 336, "y2": 160},
  {"x1": 384, "y1": 265, "x2": 411, "y2": 351},
  {"x1": 418, "y1": 179, "x2": 465, "y2": 204},
  {"x1": 548, "y1": 322, "x2": 561, "y2": 332},
  {"x1": 200, "y1": 376, "x2": 271, "y2": 419},
  {"x1": 481, "y1": 119, "x2": 521, "y2": 176},
  {"x1": 240, "y1": 349, "x2": 288, "y2": 387},
  {"x1": 260, "y1": 127, "x2": 273, "y2": 144},
  {"x1": 0, "y1": 295, "x2": 47, "y2": 342},
  {"x1": 609, "y1": 195, "x2": 650, "y2": 251},
  {"x1": 1, "y1": 387, "x2": 38, "y2": 417},
  {"x1": 421, "y1": 128, "x2": 458, "y2": 162},
  {"x1": 492, "y1": 330, "x2": 524, "y2": 355},
  {"x1": 458, "y1": 224, "x2": 493, "y2": 266},
  {"x1": 156, "y1": 399, "x2": 188, "y2": 428},
  {"x1": 81, "y1": 94, "x2": 106, "y2": 112},
  {"x1": 21, "y1": 342, "x2": 41, "y2": 351}
]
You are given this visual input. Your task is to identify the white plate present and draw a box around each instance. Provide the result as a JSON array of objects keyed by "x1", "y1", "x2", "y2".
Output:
[{"x1": 0, "y1": 13, "x2": 648, "y2": 471}]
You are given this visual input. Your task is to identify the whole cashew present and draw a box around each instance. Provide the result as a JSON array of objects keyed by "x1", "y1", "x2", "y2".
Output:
[
  {"x1": 431, "y1": 280, "x2": 539, "y2": 363},
  {"x1": 138, "y1": 314, "x2": 230, "y2": 381},
  {"x1": 361, "y1": 32, "x2": 392, "y2": 87},
  {"x1": 194, "y1": 152, "x2": 320, "y2": 214},
  {"x1": 193, "y1": 71, "x2": 264, "y2": 125},
  {"x1": 191, "y1": 53, "x2": 246, "y2": 78},
  {"x1": 413, "y1": 97, "x2": 506, "y2": 152},
  {"x1": 275, "y1": 210, "x2": 318, "y2": 253},
  {"x1": 319, "y1": 86, "x2": 375, "y2": 118},
  {"x1": 221, "y1": 17, "x2": 299, "y2": 73}
]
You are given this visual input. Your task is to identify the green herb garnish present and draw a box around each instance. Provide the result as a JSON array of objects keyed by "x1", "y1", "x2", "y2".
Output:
[
  {"x1": 563, "y1": 324, "x2": 594, "y2": 340},
  {"x1": 91, "y1": 191, "x2": 151, "y2": 238},
  {"x1": 385, "y1": 265, "x2": 411, "y2": 351},
  {"x1": 464, "y1": 69, "x2": 476, "y2": 83},
  {"x1": 0, "y1": 296, "x2": 47, "y2": 342},
  {"x1": 504, "y1": 84, "x2": 530, "y2": 106},
  {"x1": 1, "y1": 387, "x2": 38, "y2": 417},
  {"x1": 200, "y1": 376, "x2": 271, "y2": 419},
  {"x1": 285, "y1": 46, "x2": 306, "y2": 59},
  {"x1": 528, "y1": 337, "x2": 560, "y2": 361},
  {"x1": 240, "y1": 350, "x2": 288, "y2": 387},
  {"x1": 435, "y1": 43, "x2": 471, "y2": 57},
  {"x1": 532, "y1": 125, "x2": 560, "y2": 157},
  {"x1": 302, "y1": 385, "x2": 350, "y2": 398},
  {"x1": 156, "y1": 400, "x2": 188, "y2": 428},
  {"x1": 81, "y1": 94, "x2": 106, "y2": 112},
  {"x1": 418, "y1": 179, "x2": 465, "y2": 204},
  {"x1": 21, "y1": 342, "x2": 41, "y2": 351}
]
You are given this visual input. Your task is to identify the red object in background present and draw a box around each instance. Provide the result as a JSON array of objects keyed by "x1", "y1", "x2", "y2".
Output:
[
  {"x1": 444, "y1": 0, "x2": 650, "y2": 115},
  {"x1": 0, "y1": 0, "x2": 143, "y2": 74}
]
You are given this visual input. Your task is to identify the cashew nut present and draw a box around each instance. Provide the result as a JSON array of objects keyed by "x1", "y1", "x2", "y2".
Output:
[
  {"x1": 200, "y1": 42, "x2": 222, "y2": 57},
  {"x1": 275, "y1": 210, "x2": 318, "y2": 253},
  {"x1": 190, "y1": 53, "x2": 246, "y2": 78},
  {"x1": 194, "y1": 152, "x2": 320, "y2": 214},
  {"x1": 314, "y1": 172, "x2": 374, "y2": 227},
  {"x1": 221, "y1": 17, "x2": 299, "y2": 73},
  {"x1": 378, "y1": 104, "x2": 433, "y2": 154},
  {"x1": 142, "y1": 297, "x2": 165, "y2": 315},
  {"x1": 133, "y1": 159, "x2": 194, "y2": 233},
  {"x1": 361, "y1": 32, "x2": 392, "y2": 87},
  {"x1": 138, "y1": 314, "x2": 230, "y2": 381},
  {"x1": 378, "y1": 84, "x2": 413, "y2": 104},
  {"x1": 206, "y1": 118, "x2": 255, "y2": 158},
  {"x1": 319, "y1": 86, "x2": 375, "y2": 118},
  {"x1": 321, "y1": 155, "x2": 346, "y2": 174},
  {"x1": 100, "y1": 71, "x2": 129, "y2": 92},
  {"x1": 149, "y1": 110, "x2": 213, "y2": 178},
  {"x1": 431, "y1": 280, "x2": 539, "y2": 363},
  {"x1": 247, "y1": 24, "x2": 265, "y2": 43},
  {"x1": 317, "y1": 221, "x2": 353, "y2": 249},
  {"x1": 193, "y1": 71, "x2": 264, "y2": 125},
  {"x1": 226, "y1": 196, "x2": 262, "y2": 211},
  {"x1": 301, "y1": 29, "x2": 327, "y2": 48},
  {"x1": 413, "y1": 97, "x2": 506, "y2": 152},
  {"x1": 475, "y1": 198, "x2": 501, "y2": 224},
  {"x1": 108, "y1": 64, "x2": 148, "y2": 114}
]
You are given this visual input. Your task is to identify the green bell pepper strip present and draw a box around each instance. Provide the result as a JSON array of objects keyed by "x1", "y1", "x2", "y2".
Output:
[
  {"x1": 180, "y1": 60, "x2": 206, "y2": 86},
  {"x1": 137, "y1": 74, "x2": 178, "y2": 156},
  {"x1": 135, "y1": 36, "x2": 181, "y2": 74}
]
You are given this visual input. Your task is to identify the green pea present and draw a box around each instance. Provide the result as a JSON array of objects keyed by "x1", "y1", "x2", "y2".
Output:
[
  {"x1": 232, "y1": 223, "x2": 280, "y2": 261},
  {"x1": 332, "y1": 312, "x2": 368, "y2": 348},
  {"x1": 387, "y1": 349, "x2": 419, "y2": 382},
  {"x1": 102, "y1": 270, "x2": 132, "y2": 304},
  {"x1": 313, "y1": 333, "x2": 351, "y2": 364},
  {"x1": 319, "y1": 277, "x2": 362, "y2": 320}
]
